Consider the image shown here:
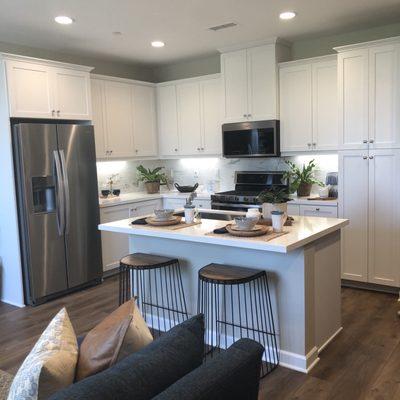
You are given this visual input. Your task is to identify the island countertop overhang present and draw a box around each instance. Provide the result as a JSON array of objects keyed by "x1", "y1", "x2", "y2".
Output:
[{"x1": 98, "y1": 215, "x2": 349, "y2": 254}]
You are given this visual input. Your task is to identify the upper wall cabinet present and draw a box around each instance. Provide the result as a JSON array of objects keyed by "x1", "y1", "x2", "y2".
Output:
[
  {"x1": 5, "y1": 57, "x2": 92, "y2": 120},
  {"x1": 336, "y1": 38, "x2": 400, "y2": 150},
  {"x1": 91, "y1": 75, "x2": 158, "y2": 159},
  {"x1": 157, "y1": 74, "x2": 222, "y2": 157},
  {"x1": 279, "y1": 56, "x2": 338, "y2": 152},
  {"x1": 220, "y1": 42, "x2": 290, "y2": 123}
]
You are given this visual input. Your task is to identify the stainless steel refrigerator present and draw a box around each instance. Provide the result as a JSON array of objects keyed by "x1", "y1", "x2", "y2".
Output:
[{"x1": 12, "y1": 122, "x2": 102, "y2": 305}]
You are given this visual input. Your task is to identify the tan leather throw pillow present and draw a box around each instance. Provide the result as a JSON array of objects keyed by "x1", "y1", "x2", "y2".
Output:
[{"x1": 76, "y1": 298, "x2": 153, "y2": 381}]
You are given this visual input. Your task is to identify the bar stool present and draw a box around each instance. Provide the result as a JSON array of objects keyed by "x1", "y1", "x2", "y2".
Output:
[
  {"x1": 197, "y1": 263, "x2": 279, "y2": 377},
  {"x1": 120, "y1": 253, "x2": 188, "y2": 337}
]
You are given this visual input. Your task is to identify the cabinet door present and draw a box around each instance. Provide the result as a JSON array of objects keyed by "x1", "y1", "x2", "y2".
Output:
[
  {"x1": 104, "y1": 81, "x2": 135, "y2": 158},
  {"x1": 200, "y1": 78, "x2": 222, "y2": 155},
  {"x1": 6, "y1": 60, "x2": 54, "y2": 118},
  {"x1": 279, "y1": 64, "x2": 313, "y2": 152},
  {"x1": 369, "y1": 44, "x2": 400, "y2": 149},
  {"x1": 157, "y1": 85, "x2": 179, "y2": 156},
  {"x1": 339, "y1": 151, "x2": 369, "y2": 282},
  {"x1": 90, "y1": 79, "x2": 107, "y2": 158},
  {"x1": 299, "y1": 205, "x2": 338, "y2": 218},
  {"x1": 53, "y1": 68, "x2": 92, "y2": 120},
  {"x1": 247, "y1": 45, "x2": 277, "y2": 120},
  {"x1": 312, "y1": 59, "x2": 338, "y2": 150},
  {"x1": 177, "y1": 82, "x2": 202, "y2": 155},
  {"x1": 131, "y1": 199, "x2": 163, "y2": 217},
  {"x1": 338, "y1": 49, "x2": 369, "y2": 149},
  {"x1": 368, "y1": 149, "x2": 400, "y2": 286},
  {"x1": 132, "y1": 85, "x2": 158, "y2": 157},
  {"x1": 100, "y1": 205, "x2": 131, "y2": 271},
  {"x1": 221, "y1": 50, "x2": 248, "y2": 122}
]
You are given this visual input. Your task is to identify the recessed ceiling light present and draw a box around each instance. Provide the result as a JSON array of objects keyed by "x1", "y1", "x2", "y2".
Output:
[
  {"x1": 54, "y1": 15, "x2": 74, "y2": 25},
  {"x1": 151, "y1": 41, "x2": 165, "y2": 48},
  {"x1": 279, "y1": 11, "x2": 296, "y2": 20}
]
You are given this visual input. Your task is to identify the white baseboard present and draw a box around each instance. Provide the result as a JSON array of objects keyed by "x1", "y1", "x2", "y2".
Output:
[
  {"x1": 0, "y1": 298, "x2": 25, "y2": 308},
  {"x1": 318, "y1": 326, "x2": 343, "y2": 354}
]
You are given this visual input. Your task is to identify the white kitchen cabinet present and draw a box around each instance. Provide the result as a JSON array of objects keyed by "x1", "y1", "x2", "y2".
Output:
[
  {"x1": 157, "y1": 85, "x2": 179, "y2": 156},
  {"x1": 339, "y1": 149, "x2": 400, "y2": 286},
  {"x1": 53, "y1": 67, "x2": 91, "y2": 120},
  {"x1": 91, "y1": 79, "x2": 107, "y2": 158},
  {"x1": 221, "y1": 43, "x2": 287, "y2": 123},
  {"x1": 157, "y1": 75, "x2": 222, "y2": 157},
  {"x1": 132, "y1": 85, "x2": 158, "y2": 157},
  {"x1": 177, "y1": 82, "x2": 202, "y2": 155},
  {"x1": 104, "y1": 80, "x2": 135, "y2": 158},
  {"x1": 5, "y1": 57, "x2": 92, "y2": 120},
  {"x1": 336, "y1": 38, "x2": 400, "y2": 150},
  {"x1": 279, "y1": 63, "x2": 313, "y2": 152},
  {"x1": 279, "y1": 56, "x2": 337, "y2": 152},
  {"x1": 163, "y1": 198, "x2": 187, "y2": 210},
  {"x1": 193, "y1": 199, "x2": 211, "y2": 209},
  {"x1": 100, "y1": 204, "x2": 131, "y2": 271},
  {"x1": 91, "y1": 76, "x2": 158, "y2": 159},
  {"x1": 299, "y1": 205, "x2": 338, "y2": 218},
  {"x1": 100, "y1": 199, "x2": 162, "y2": 271},
  {"x1": 200, "y1": 78, "x2": 222, "y2": 155},
  {"x1": 287, "y1": 204, "x2": 300, "y2": 216}
]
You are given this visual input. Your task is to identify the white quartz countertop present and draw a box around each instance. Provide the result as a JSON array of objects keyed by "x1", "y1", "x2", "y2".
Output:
[
  {"x1": 98, "y1": 213, "x2": 348, "y2": 253},
  {"x1": 99, "y1": 191, "x2": 338, "y2": 208}
]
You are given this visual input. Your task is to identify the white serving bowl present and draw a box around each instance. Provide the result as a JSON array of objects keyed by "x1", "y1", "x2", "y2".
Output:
[
  {"x1": 234, "y1": 216, "x2": 258, "y2": 231},
  {"x1": 154, "y1": 209, "x2": 174, "y2": 221}
]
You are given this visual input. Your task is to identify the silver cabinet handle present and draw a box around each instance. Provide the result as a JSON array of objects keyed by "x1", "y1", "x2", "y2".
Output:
[
  {"x1": 248, "y1": 113, "x2": 252, "y2": 117},
  {"x1": 57, "y1": 110, "x2": 60, "y2": 117},
  {"x1": 110, "y1": 150, "x2": 113, "y2": 154},
  {"x1": 307, "y1": 143, "x2": 311, "y2": 148},
  {"x1": 197, "y1": 147, "x2": 200, "y2": 151},
  {"x1": 243, "y1": 114, "x2": 247, "y2": 118},
  {"x1": 201, "y1": 147, "x2": 204, "y2": 150},
  {"x1": 316, "y1": 208, "x2": 320, "y2": 211},
  {"x1": 52, "y1": 110, "x2": 55, "y2": 116},
  {"x1": 363, "y1": 155, "x2": 368, "y2": 159},
  {"x1": 135, "y1": 149, "x2": 138, "y2": 153},
  {"x1": 363, "y1": 139, "x2": 368, "y2": 144},
  {"x1": 369, "y1": 139, "x2": 374, "y2": 143},
  {"x1": 369, "y1": 155, "x2": 374, "y2": 159},
  {"x1": 312, "y1": 142, "x2": 316, "y2": 147},
  {"x1": 174, "y1": 148, "x2": 178, "y2": 152}
]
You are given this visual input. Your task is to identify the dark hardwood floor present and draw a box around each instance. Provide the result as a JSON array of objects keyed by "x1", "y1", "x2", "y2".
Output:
[{"x1": 1, "y1": 277, "x2": 399, "y2": 399}]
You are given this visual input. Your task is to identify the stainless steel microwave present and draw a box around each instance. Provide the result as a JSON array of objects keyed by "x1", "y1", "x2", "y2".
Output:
[{"x1": 222, "y1": 120, "x2": 280, "y2": 158}]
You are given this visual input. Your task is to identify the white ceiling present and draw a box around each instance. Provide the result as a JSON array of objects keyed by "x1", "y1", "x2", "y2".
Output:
[{"x1": 1, "y1": 0, "x2": 400, "y2": 66}]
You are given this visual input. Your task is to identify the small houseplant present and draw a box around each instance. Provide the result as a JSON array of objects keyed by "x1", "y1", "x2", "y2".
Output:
[
  {"x1": 257, "y1": 186, "x2": 291, "y2": 221},
  {"x1": 283, "y1": 160, "x2": 324, "y2": 197},
  {"x1": 136, "y1": 165, "x2": 169, "y2": 194}
]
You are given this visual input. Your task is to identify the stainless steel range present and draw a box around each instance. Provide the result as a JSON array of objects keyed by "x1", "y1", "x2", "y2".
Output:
[{"x1": 211, "y1": 171, "x2": 288, "y2": 212}]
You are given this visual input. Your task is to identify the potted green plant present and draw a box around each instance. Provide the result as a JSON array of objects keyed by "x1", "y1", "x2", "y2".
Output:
[
  {"x1": 283, "y1": 159, "x2": 324, "y2": 197},
  {"x1": 257, "y1": 186, "x2": 292, "y2": 221},
  {"x1": 136, "y1": 165, "x2": 169, "y2": 194}
]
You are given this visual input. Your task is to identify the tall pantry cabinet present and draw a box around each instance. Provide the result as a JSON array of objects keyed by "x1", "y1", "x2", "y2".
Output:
[{"x1": 336, "y1": 37, "x2": 400, "y2": 287}]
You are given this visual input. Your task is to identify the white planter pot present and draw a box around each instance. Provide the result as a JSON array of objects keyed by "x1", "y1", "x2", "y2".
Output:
[{"x1": 262, "y1": 202, "x2": 288, "y2": 223}]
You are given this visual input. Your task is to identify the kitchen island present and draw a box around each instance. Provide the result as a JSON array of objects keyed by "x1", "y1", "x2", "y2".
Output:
[{"x1": 99, "y1": 212, "x2": 348, "y2": 373}]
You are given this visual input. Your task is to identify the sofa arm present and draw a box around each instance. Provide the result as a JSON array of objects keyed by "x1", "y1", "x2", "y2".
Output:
[{"x1": 153, "y1": 338, "x2": 264, "y2": 400}]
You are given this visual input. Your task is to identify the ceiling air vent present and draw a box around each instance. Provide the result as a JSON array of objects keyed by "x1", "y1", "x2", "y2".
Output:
[{"x1": 208, "y1": 22, "x2": 238, "y2": 32}]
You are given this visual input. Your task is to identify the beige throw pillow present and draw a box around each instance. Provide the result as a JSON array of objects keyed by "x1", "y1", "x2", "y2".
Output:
[
  {"x1": 7, "y1": 308, "x2": 78, "y2": 400},
  {"x1": 76, "y1": 298, "x2": 153, "y2": 381}
]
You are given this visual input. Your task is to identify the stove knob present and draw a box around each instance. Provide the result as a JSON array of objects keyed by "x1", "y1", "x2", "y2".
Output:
[
  {"x1": 235, "y1": 196, "x2": 240, "y2": 202},
  {"x1": 243, "y1": 197, "x2": 248, "y2": 202}
]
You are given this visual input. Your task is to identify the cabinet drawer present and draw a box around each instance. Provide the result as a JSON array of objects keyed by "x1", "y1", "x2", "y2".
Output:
[
  {"x1": 287, "y1": 204, "x2": 300, "y2": 216},
  {"x1": 300, "y1": 205, "x2": 337, "y2": 218},
  {"x1": 129, "y1": 199, "x2": 163, "y2": 217},
  {"x1": 163, "y1": 198, "x2": 187, "y2": 210},
  {"x1": 193, "y1": 199, "x2": 211, "y2": 209}
]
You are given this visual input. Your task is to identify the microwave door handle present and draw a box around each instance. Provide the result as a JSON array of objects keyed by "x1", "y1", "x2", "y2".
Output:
[
  {"x1": 59, "y1": 150, "x2": 70, "y2": 235},
  {"x1": 53, "y1": 151, "x2": 65, "y2": 236}
]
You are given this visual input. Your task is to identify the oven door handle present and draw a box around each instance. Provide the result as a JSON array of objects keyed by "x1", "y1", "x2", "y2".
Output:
[{"x1": 211, "y1": 202, "x2": 260, "y2": 209}]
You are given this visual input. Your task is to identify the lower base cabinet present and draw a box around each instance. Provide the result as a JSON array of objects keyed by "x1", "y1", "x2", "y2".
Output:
[
  {"x1": 288, "y1": 204, "x2": 338, "y2": 218},
  {"x1": 99, "y1": 199, "x2": 162, "y2": 271}
]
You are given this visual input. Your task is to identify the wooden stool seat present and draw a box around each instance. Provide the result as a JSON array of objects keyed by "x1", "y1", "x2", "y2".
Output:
[
  {"x1": 120, "y1": 253, "x2": 178, "y2": 270},
  {"x1": 199, "y1": 263, "x2": 265, "y2": 284}
]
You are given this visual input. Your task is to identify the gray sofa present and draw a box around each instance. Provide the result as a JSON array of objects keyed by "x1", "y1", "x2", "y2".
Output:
[{"x1": 5, "y1": 314, "x2": 265, "y2": 400}]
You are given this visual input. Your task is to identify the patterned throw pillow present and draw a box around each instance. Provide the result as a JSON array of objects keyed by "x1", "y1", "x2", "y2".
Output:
[{"x1": 7, "y1": 308, "x2": 78, "y2": 400}]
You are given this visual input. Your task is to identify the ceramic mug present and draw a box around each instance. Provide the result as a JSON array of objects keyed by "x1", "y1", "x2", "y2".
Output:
[{"x1": 184, "y1": 206, "x2": 199, "y2": 224}]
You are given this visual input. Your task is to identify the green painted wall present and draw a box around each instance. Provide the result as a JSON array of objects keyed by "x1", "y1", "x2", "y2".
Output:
[
  {"x1": 153, "y1": 22, "x2": 400, "y2": 82},
  {"x1": 0, "y1": 41, "x2": 155, "y2": 82}
]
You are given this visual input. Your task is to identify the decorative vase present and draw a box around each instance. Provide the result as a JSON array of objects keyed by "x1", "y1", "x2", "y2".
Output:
[
  {"x1": 262, "y1": 202, "x2": 288, "y2": 224},
  {"x1": 297, "y1": 182, "x2": 312, "y2": 197},
  {"x1": 145, "y1": 181, "x2": 160, "y2": 194}
]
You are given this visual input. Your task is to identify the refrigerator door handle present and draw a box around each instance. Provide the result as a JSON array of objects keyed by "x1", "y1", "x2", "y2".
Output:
[
  {"x1": 53, "y1": 150, "x2": 65, "y2": 235},
  {"x1": 59, "y1": 149, "x2": 71, "y2": 235}
]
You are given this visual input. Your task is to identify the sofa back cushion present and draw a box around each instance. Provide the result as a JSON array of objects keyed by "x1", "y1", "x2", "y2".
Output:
[{"x1": 49, "y1": 314, "x2": 204, "y2": 400}]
